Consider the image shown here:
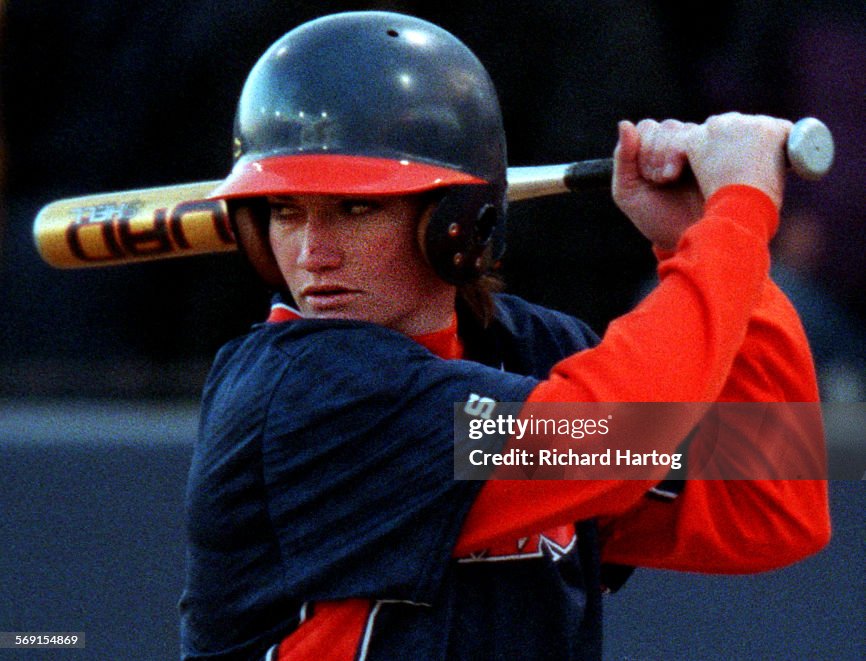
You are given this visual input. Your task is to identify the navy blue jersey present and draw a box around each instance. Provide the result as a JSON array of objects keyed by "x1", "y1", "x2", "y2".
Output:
[{"x1": 180, "y1": 294, "x2": 601, "y2": 660}]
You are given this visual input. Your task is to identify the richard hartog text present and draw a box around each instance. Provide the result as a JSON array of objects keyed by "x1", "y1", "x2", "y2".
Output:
[{"x1": 465, "y1": 414, "x2": 683, "y2": 471}]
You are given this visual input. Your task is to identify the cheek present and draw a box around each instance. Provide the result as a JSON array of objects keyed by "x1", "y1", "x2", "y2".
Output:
[
  {"x1": 268, "y1": 227, "x2": 301, "y2": 281},
  {"x1": 365, "y1": 223, "x2": 433, "y2": 293}
]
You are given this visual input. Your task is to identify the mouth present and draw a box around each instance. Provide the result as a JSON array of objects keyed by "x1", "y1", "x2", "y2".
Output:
[{"x1": 299, "y1": 285, "x2": 363, "y2": 310}]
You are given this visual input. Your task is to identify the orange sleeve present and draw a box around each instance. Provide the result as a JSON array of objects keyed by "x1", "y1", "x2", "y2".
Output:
[
  {"x1": 454, "y1": 185, "x2": 779, "y2": 556},
  {"x1": 597, "y1": 278, "x2": 831, "y2": 573}
]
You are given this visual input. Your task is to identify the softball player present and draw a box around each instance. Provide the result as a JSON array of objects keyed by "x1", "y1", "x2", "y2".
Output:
[{"x1": 179, "y1": 12, "x2": 830, "y2": 660}]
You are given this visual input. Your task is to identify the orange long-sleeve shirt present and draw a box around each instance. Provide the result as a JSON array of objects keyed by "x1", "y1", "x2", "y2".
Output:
[{"x1": 456, "y1": 185, "x2": 830, "y2": 568}]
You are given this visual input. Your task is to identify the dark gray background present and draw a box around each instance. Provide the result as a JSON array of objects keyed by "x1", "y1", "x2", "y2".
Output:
[{"x1": 1, "y1": 1, "x2": 863, "y2": 659}]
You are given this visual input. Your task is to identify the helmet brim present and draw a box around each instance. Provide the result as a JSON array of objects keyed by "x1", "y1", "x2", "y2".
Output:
[{"x1": 209, "y1": 154, "x2": 486, "y2": 199}]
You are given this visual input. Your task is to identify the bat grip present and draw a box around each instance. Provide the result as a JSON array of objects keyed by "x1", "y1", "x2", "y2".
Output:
[{"x1": 563, "y1": 158, "x2": 613, "y2": 192}]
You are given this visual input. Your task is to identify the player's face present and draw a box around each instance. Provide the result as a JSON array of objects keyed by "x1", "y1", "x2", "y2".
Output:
[{"x1": 268, "y1": 194, "x2": 457, "y2": 335}]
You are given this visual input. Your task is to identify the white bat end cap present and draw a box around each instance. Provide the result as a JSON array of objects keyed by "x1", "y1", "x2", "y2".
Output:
[{"x1": 788, "y1": 117, "x2": 834, "y2": 180}]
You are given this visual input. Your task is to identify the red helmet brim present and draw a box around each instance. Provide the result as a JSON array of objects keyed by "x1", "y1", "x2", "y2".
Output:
[{"x1": 209, "y1": 154, "x2": 486, "y2": 199}]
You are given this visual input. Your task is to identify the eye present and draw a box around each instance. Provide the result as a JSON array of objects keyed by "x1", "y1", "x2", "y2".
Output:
[
  {"x1": 341, "y1": 199, "x2": 381, "y2": 216},
  {"x1": 270, "y1": 202, "x2": 303, "y2": 225}
]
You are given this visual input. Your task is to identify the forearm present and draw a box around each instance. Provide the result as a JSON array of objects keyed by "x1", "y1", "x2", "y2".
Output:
[
  {"x1": 599, "y1": 279, "x2": 831, "y2": 572},
  {"x1": 530, "y1": 185, "x2": 776, "y2": 403}
]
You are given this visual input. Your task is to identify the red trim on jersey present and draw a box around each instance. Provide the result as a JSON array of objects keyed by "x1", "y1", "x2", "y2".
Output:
[
  {"x1": 264, "y1": 305, "x2": 463, "y2": 363},
  {"x1": 277, "y1": 600, "x2": 371, "y2": 661},
  {"x1": 267, "y1": 303, "x2": 303, "y2": 323},
  {"x1": 412, "y1": 314, "x2": 463, "y2": 360},
  {"x1": 211, "y1": 154, "x2": 487, "y2": 200}
]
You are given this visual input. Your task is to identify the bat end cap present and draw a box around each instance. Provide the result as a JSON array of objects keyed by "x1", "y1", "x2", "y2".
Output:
[{"x1": 788, "y1": 117, "x2": 834, "y2": 180}]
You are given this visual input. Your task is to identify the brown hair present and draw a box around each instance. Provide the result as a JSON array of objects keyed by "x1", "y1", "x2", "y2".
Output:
[{"x1": 458, "y1": 272, "x2": 504, "y2": 328}]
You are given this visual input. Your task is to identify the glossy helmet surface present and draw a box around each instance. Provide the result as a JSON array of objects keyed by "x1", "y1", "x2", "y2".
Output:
[{"x1": 210, "y1": 11, "x2": 507, "y2": 285}]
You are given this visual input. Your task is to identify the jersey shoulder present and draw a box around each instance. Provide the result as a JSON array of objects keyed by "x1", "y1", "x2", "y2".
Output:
[
  {"x1": 493, "y1": 293, "x2": 599, "y2": 344},
  {"x1": 205, "y1": 317, "x2": 538, "y2": 418},
  {"x1": 208, "y1": 319, "x2": 425, "y2": 380},
  {"x1": 477, "y1": 293, "x2": 599, "y2": 377}
]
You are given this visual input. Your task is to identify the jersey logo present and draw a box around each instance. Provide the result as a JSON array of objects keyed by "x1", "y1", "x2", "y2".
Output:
[
  {"x1": 464, "y1": 393, "x2": 497, "y2": 419},
  {"x1": 457, "y1": 525, "x2": 577, "y2": 564}
]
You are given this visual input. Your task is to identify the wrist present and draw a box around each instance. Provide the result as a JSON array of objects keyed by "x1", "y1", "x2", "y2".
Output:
[{"x1": 652, "y1": 184, "x2": 779, "y2": 259}]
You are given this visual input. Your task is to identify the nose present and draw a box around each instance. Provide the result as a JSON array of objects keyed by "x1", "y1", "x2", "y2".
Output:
[{"x1": 296, "y1": 214, "x2": 343, "y2": 272}]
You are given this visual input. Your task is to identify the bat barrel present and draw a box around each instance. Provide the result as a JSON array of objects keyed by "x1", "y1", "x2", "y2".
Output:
[{"x1": 33, "y1": 181, "x2": 235, "y2": 269}]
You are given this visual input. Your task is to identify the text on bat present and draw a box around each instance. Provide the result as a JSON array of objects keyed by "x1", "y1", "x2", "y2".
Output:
[{"x1": 65, "y1": 199, "x2": 234, "y2": 261}]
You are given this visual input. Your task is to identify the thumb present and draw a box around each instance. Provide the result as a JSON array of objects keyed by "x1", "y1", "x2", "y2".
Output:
[{"x1": 612, "y1": 120, "x2": 642, "y2": 192}]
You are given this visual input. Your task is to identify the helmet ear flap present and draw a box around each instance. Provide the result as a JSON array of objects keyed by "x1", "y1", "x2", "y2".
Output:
[
  {"x1": 228, "y1": 200, "x2": 286, "y2": 289},
  {"x1": 421, "y1": 185, "x2": 503, "y2": 285}
]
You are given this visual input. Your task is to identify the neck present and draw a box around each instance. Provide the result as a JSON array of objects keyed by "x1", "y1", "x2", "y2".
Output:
[
  {"x1": 390, "y1": 285, "x2": 457, "y2": 336},
  {"x1": 411, "y1": 313, "x2": 463, "y2": 360}
]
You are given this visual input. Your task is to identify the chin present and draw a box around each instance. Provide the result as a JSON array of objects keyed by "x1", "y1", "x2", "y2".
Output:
[{"x1": 302, "y1": 305, "x2": 378, "y2": 325}]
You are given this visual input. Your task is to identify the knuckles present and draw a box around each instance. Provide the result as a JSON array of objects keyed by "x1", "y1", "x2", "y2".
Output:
[{"x1": 634, "y1": 118, "x2": 692, "y2": 181}]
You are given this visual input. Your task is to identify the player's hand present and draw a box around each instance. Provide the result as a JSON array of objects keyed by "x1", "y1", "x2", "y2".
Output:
[
  {"x1": 612, "y1": 113, "x2": 792, "y2": 249},
  {"x1": 686, "y1": 112, "x2": 791, "y2": 208},
  {"x1": 612, "y1": 118, "x2": 704, "y2": 250}
]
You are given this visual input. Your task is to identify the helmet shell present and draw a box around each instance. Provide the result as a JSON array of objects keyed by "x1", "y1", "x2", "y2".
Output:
[{"x1": 212, "y1": 11, "x2": 508, "y2": 285}]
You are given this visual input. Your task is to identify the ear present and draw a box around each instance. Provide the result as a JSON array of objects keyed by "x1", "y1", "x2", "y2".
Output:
[
  {"x1": 230, "y1": 201, "x2": 286, "y2": 289},
  {"x1": 415, "y1": 196, "x2": 440, "y2": 265}
]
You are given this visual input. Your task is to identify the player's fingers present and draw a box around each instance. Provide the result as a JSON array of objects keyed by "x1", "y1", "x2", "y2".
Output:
[
  {"x1": 637, "y1": 119, "x2": 692, "y2": 183},
  {"x1": 659, "y1": 121, "x2": 698, "y2": 184},
  {"x1": 634, "y1": 119, "x2": 660, "y2": 181},
  {"x1": 613, "y1": 120, "x2": 641, "y2": 188}
]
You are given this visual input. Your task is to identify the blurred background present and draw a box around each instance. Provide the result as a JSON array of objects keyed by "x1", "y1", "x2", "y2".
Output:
[{"x1": 0, "y1": 0, "x2": 863, "y2": 658}]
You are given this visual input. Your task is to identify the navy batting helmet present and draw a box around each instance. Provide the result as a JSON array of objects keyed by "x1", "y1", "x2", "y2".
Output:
[{"x1": 210, "y1": 11, "x2": 507, "y2": 286}]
